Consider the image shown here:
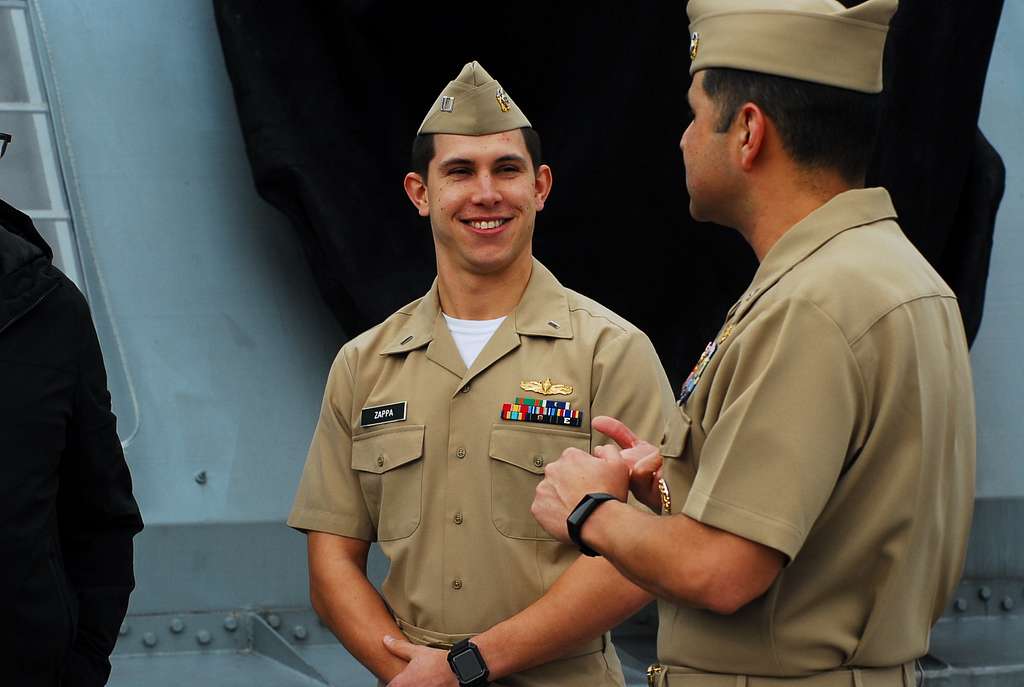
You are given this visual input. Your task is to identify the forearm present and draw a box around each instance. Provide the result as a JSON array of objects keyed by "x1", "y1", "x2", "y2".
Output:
[
  {"x1": 580, "y1": 500, "x2": 719, "y2": 610},
  {"x1": 473, "y1": 555, "x2": 652, "y2": 680},
  {"x1": 308, "y1": 537, "x2": 407, "y2": 682}
]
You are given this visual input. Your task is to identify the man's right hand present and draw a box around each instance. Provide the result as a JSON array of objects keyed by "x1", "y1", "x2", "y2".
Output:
[{"x1": 592, "y1": 416, "x2": 664, "y2": 512}]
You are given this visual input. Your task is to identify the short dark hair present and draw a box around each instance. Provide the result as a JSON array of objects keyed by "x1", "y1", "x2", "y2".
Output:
[
  {"x1": 410, "y1": 126, "x2": 543, "y2": 180},
  {"x1": 701, "y1": 67, "x2": 881, "y2": 184}
]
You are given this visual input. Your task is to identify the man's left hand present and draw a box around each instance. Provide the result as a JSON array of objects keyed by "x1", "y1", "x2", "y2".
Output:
[
  {"x1": 531, "y1": 446, "x2": 630, "y2": 543},
  {"x1": 383, "y1": 636, "x2": 457, "y2": 687}
]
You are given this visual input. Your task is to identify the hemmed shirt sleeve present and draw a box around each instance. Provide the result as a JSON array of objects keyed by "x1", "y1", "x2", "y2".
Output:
[
  {"x1": 288, "y1": 349, "x2": 376, "y2": 541},
  {"x1": 683, "y1": 298, "x2": 865, "y2": 560}
]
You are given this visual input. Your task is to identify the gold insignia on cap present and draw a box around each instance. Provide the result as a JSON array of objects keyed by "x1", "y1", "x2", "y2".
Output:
[
  {"x1": 440, "y1": 95, "x2": 455, "y2": 113},
  {"x1": 520, "y1": 378, "x2": 573, "y2": 395},
  {"x1": 690, "y1": 32, "x2": 700, "y2": 61},
  {"x1": 495, "y1": 86, "x2": 512, "y2": 113}
]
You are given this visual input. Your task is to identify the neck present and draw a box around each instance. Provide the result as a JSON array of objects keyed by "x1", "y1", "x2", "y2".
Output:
[
  {"x1": 737, "y1": 166, "x2": 856, "y2": 262},
  {"x1": 435, "y1": 254, "x2": 533, "y2": 320}
]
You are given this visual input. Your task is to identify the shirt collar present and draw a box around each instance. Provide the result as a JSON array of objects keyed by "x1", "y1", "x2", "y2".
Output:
[
  {"x1": 728, "y1": 187, "x2": 898, "y2": 321},
  {"x1": 381, "y1": 257, "x2": 573, "y2": 355}
]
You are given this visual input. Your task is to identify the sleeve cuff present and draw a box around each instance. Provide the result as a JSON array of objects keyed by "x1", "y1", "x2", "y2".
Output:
[
  {"x1": 287, "y1": 508, "x2": 375, "y2": 541},
  {"x1": 682, "y1": 487, "x2": 804, "y2": 561}
]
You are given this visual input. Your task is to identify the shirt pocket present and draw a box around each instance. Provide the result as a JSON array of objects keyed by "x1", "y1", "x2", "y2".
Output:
[
  {"x1": 351, "y1": 424, "x2": 425, "y2": 541},
  {"x1": 489, "y1": 424, "x2": 590, "y2": 540}
]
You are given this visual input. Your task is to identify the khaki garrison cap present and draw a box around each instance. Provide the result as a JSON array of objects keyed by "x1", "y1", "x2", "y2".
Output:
[
  {"x1": 687, "y1": 0, "x2": 898, "y2": 93},
  {"x1": 417, "y1": 60, "x2": 532, "y2": 136}
]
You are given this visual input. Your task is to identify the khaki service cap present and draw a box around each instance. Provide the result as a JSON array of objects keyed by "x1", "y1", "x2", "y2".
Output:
[
  {"x1": 417, "y1": 60, "x2": 532, "y2": 136},
  {"x1": 687, "y1": 0, "x2": 898, "y2": 94}
]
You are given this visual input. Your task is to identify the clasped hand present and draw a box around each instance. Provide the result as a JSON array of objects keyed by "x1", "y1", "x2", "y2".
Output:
[
  {"x1": 382, "y1": 635, "x2": 457, "y2": 687},
  {"x1": 530, "y1": 416, "x2": 664, "y2": 544}
]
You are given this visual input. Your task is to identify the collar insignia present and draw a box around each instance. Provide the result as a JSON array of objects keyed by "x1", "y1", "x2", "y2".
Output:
[
  {"x1": 520, "y1": 377, "x2": 573, "y2": 395},
  {"x1": 690, "y1": 32, "x2": 700, "y2": 61}
]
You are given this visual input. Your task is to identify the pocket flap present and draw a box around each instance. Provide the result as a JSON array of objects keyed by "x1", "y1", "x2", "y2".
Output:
[
  {"x1": 489, "y1": 425, "x2": 590, "y2": 474},
  {"x1": 659, "y1": 406, "x2": 691, "y2": 459},
  {"x1": 352, "y1": 425, "x2": 425, "y2": 474}
]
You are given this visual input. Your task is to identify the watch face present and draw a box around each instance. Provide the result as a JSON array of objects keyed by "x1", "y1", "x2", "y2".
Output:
[{"x1": 452, "y1": 649, "x2": 486, "y2": 680}]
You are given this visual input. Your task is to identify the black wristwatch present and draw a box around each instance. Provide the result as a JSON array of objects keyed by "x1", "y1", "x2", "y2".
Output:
[
  {"x1": 567, "y1": 492, "x2": 618, "y2": 556},
  {"x1": 447, "y1": 638, "x2": 489, "y2": 686}
]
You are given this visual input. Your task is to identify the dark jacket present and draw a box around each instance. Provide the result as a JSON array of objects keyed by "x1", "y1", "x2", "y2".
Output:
[{"x1": 0, "y1": 198, "x2": 143, "y2": 686}]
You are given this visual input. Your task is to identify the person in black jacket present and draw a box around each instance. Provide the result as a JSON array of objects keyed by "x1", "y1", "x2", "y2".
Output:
[{"x1": 0, "y1": 134, "x2": 143, "y2": 686}]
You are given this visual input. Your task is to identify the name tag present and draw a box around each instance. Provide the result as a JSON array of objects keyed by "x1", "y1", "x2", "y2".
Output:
[{"x1": 360, "y1": 401, "x2": 407, "y2": 428}]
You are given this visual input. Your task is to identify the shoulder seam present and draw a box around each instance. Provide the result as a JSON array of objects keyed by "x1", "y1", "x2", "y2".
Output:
[
  {"x1": 568, "y1": 303, "x2": 630, "y2": 335},
  {"x1": 849, "y1": 293, "x2": 957, "y2": 346}
]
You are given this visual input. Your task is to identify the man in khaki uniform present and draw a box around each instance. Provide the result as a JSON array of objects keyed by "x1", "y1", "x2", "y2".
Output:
[
  {"x1": 288, "y1": 61, "x2": 678, "y2": 686},
  {"x1": 531, "y1": 1, "x2": 976, "y2": 685}
]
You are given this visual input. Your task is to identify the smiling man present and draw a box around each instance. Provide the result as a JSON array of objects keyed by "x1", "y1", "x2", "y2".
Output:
[{"x1": 287, "y1": 62, "x2": 678, "y2": 686}]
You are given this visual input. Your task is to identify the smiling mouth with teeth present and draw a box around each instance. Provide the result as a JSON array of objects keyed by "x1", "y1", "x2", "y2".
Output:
[{"x1": 463, "y1": 218, "x2": 511, "y2": 230}]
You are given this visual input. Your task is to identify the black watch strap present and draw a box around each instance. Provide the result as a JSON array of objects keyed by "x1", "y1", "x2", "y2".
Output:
[
  {"x1": 447, "y1": 638, "x2": 489, "y2": 686},
  {"x1": 566, "y1": 492, "x2": 618, "y2": 556}
]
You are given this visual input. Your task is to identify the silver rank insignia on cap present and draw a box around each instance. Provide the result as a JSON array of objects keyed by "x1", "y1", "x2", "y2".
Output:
[
  {"x1": 690, "y1": 32, "x2": 700, "y2": 61},
  {"x1": 495, "y1": 87, "x2": 512, "y2": 113},
  {"x1": 440, "y1": 95, "x2": 455, "y2": 112}
]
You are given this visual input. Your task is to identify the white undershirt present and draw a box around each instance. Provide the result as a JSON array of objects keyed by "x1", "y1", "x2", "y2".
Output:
[{"x1": 442, "y1": 313, "x2": 507, "y2": 368}]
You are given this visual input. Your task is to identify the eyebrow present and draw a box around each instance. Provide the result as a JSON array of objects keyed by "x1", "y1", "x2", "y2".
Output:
[
  {"x1": 438, "y1": 157, "x2": 475, "y2": 168},
  {"x1": 438, "y1": 154, "x2": 528, "y2": 169}
]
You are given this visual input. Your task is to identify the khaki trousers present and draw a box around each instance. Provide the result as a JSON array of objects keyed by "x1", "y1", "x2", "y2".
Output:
[
  {"x1": 375, "y1": 616, "x2": 624, "y2": 687},
  {"x1": 646, "y1": 661, "x2": 918, "y2": 687}
]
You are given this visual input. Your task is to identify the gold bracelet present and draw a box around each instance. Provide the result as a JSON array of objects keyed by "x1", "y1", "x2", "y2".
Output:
[{"x1": 657, "y1": 478, "x2": 671, "y2": 515}]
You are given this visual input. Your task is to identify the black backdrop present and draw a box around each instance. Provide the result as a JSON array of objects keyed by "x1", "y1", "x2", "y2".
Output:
[{"x1": 214, "y1": 1, "x2": 1005, "y2": 386}]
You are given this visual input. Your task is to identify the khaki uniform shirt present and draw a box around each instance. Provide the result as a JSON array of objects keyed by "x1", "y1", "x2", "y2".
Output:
[
  {"x1": 289, "y1": 259, "x2": 677, "y2": 685},
  {"x1": 658, "y1": 189, "x2": 976, "y2": 676}
]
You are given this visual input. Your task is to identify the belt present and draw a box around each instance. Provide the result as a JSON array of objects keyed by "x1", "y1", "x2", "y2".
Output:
[
  {"x1": 646, "y1": 661, "x2": 917, "y2": 687},
  {"x1": 395, "y1": 616, "x2": 606, "y2": 658}
]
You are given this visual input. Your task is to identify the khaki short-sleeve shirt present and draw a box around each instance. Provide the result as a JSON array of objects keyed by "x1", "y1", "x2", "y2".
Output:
[
  {"x1": 289, "y1": 260, "x2": 676, "y2": 681},
  {"x1": 658, "y1": 189, "x2": 976, "y2": 675}
]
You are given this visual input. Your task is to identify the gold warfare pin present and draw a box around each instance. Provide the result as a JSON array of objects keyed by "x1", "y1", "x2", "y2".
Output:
[{"x1": 520, "y1": 377, "x2": 573, "y2": 395}]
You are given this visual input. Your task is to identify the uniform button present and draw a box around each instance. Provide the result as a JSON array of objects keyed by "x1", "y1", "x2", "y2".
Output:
[
  {"x1": 455, "y1": 447, "x2": 467, "y2": 459},
  {"x1": 533, "y1": 456, "x2": 544, "y2": 468},
  {"x1": 452, "y1": 579, "x2": 463, "y2": 590},
  {"x1": 460, "y1": 385, "x2": 471, "y2": 394},
  {"x1": 376, "y1": 455, "x2": 385, "y2": 467},
  {"x1": 454, "y1": 512, "x2": 464, "y2": 525}
]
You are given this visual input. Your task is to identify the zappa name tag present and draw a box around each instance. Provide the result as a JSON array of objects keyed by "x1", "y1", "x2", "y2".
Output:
[{"x1": 360, "y1": 401, "x2": 407, "y2": 428}]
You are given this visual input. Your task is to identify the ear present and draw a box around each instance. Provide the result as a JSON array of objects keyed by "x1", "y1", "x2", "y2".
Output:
[
  {"x1": 737, "y1": 103, "x2": 767, "y2": 172},
  {"x1": 533, "y1": 164, "x2": 553, "y2": 211},
  {"x1": 403, "y1": 172, "x2": 430, "y2": 217}
]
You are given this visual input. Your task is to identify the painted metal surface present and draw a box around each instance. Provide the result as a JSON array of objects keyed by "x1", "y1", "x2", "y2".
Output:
[
  {"x1": 28, "y1": 0, "x2": 351, "y2": 624},
  {"x1": 972, "y1": 0, "x2": 1024, "y2": 500},
  {"x1": 4, "y1": 0, "x2": 1020, "y2": 684}
]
